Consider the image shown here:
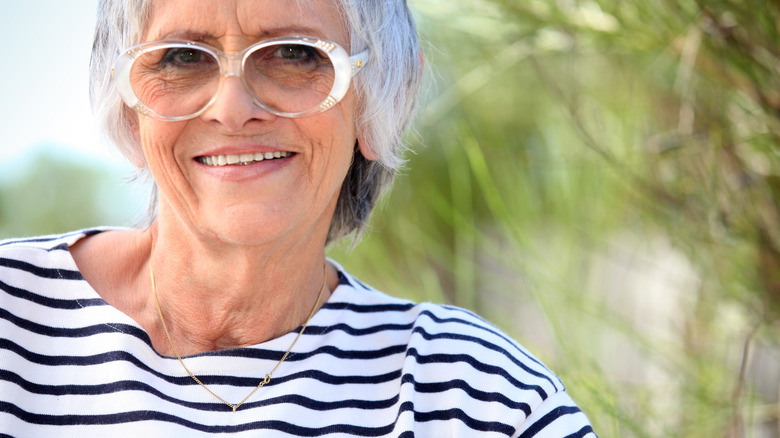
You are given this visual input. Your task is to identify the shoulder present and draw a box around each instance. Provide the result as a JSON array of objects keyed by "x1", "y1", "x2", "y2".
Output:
[
  {"x1": 0, "y1": 229, "x2": 100, "y2": 277},
  {"x1": 330, "y1": 265, "x2": 596, "y2": 437},
  {"x1": 0, "y1": 228, "x2": 111, "y2": 255},
  {"x1": 332, "y1": 265, "x2": 562, "y2": 392},
  {"x1": 0, "y1": 227, "x2": 128, "y2": 267},
  {"x1": 0, "y1": 228, "x2": 110, "y2": 309}
]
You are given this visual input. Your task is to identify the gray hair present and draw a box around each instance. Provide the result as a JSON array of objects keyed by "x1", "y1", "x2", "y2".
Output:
[{"x1": 89, "y1": 0, "x2": 422, "y2": 242}]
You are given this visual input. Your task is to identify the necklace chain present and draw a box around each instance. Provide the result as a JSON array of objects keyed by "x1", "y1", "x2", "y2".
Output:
[{"x1": 149, "y1": 243, "x2": 326, "y2": 413}]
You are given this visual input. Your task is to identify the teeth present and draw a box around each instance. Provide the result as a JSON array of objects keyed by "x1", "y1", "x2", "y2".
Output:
[{"x1": 198, "y1": 151, "x2": 291, "y2": 166}]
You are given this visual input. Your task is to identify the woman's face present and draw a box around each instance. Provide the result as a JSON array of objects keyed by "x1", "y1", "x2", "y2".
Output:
[{"x1": 137, "y1": 0, "x2": 367, "y2": 246}]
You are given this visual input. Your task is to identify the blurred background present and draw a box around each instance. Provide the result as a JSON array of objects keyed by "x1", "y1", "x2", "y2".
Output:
[{"x1": 2, "y1": 1, "x2": 779, "y2": 436}]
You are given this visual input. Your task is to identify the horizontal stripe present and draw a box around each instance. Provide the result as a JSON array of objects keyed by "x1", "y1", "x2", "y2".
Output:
[
  {"x1": 518, "y1": 405, "x2": 584, "y2": 438},
  {"x1": 566, "y1": 425, "x2": 596, "y2": 438},
  {"x1": 419, "y1": 309, "x2": 551, "y2": 374},
  {"x1": 2, "y1": 338, "x2": 404, "y2": 387},
  {"x1": 260, "y1": 344, "x2": 407, "y2": 362},
  {"x1": 0, "y1": 307, "x2": 144, "y2": 339},
  {"x1": 0, "y1": 278, "x2": 105, "y2": 309},
  {"x1": 322, "y1": 302, "x2": 415, "y2": 313},
  {"x1": 305, "y1": 322, "x2": 414, "y2": 336},
  {"x1": 0, "y1": 230, "x2": 94, "y2": 248},
  {"x1": 0, "y1": 369, "x2": 400, "y2": 412},
  {"x1": 400, "y1": 374, "x2": 532, "y2": 416},
  {"x1": 406, "y1": 348, "x2": 548, "y2": 399},
  {"x1": 183, "y1": 344, "x2": 408, "y2": 362},
  {"x1": 0, "y1": 402, "x2": 397, "y2": 436},
  {"x1": 5, "y1": 367, "x2": 529, "y2": 414},
  {"x1": 412, "y1": 407, "x2": 515, "y2": 435},
  {"x1": 0, "y1": 257, "x2": 82, "y2": 280},
  {"x1": 411, "y1": 325, "x2": 557, "y2": 390},
  {"x1": 4, "y1": 364, "x2": 538, "y2": 418},
  {"x1": 3, "y1": 310, "x2": 407, "y2": 350}
]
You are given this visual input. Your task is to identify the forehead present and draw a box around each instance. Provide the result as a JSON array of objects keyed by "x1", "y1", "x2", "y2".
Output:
[{"x1": 144, "y1": 0, "x2": 347, "y2": 45}]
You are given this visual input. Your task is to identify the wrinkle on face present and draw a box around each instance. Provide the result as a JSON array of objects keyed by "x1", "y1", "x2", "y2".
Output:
[
  {"x1": 145, "y1": 0, "x2": 349, "y2": 51},
  {"x1": 135, "y1": 0, "x2": 359, "y2": 247}
]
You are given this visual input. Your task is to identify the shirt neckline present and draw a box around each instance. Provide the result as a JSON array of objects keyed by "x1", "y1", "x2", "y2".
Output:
[{"x1": 57, "y1": 227, "x2": 355, "y2": 359}]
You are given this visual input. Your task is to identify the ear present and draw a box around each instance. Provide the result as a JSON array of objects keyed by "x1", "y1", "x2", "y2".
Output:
[
  {"x1": 129, "y1": 111, "x2": 140, "y2": 135},
  {"x1": 131, "y1": 151, "x2": 146, "y2": 168},
  {"x1": 130, "y1": 143, "x2": 146, "y2": 169},
  {"x1": 356, "y1": 137, "x2": 378, "y2": 161},
  {"x1": 352, "y1": 51, "x2": 424, "y2": 162}
]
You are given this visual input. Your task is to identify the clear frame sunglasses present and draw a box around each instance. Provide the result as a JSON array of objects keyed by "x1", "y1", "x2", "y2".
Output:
[{"x1": 112, "y1": 36, "x2": 368, "y2": 121}]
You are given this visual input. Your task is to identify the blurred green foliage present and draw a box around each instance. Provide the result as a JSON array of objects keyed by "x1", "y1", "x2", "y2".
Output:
[
  {"x1": 332, "y1": 0, "x2": 780, "y2": 436},
  {"x1": 0, "y1": 147, "x2": 143, "y2": 237},
  {"x1": 2, "y1": 1, "x2": 779, "y2": 436}
]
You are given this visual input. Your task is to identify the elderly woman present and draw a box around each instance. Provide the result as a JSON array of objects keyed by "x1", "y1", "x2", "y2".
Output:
[{"x1": 0, "y1": 0, "x2": 595, "y2": 436}]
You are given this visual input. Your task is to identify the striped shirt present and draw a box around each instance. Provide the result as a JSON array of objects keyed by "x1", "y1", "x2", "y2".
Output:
[{"x1": 0, "y1": 229, "x2": 596, "y2": 437}]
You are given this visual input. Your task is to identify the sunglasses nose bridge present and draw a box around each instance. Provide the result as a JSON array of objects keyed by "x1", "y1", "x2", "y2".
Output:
[{"x1": 221, "y1": 53, "x2": 243, "y2": 78}]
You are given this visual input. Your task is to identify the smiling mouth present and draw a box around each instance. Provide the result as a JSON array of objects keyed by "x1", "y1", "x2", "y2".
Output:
[{"x1": 196, "y1": 151, "x2": 294, "y2": 166}]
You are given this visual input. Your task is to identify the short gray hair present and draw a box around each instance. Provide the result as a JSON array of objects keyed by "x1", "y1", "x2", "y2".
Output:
[{"x1": 89, "y1": 0, "x2": 422, "y2": 242}]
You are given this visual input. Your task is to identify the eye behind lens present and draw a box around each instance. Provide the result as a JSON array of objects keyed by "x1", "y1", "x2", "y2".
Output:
[
  {"x1": 238, "y1": 43, "x2": 335, "y2": 115},
  {"x1": 129, "y1": 46, "x2": 220, "y2": 119},
  {"x1": 275, "y1": 44, "x2": 318, "y2": 61},
  {"x1": 163, "y1": 48, "x2": 212, "y2": 67}
]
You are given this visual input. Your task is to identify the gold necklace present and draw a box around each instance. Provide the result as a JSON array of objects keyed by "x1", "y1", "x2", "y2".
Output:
[{"x1": 149, "y1": 243, "x2": 327, "y2": 412}]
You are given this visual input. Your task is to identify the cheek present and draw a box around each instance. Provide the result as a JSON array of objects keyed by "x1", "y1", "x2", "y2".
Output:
[
  {"x1": 138, "y1": 120, "x2": 184, "y2": 157},
  {"x1": 294, "y1": 117, "x2": 355, "y2": 195},
  {"x1": 137, "y1": 119, "x2": 190, "y2": 179},
  {"x1": 325, "y1": 121, "x2": 358, "y2": 171},
  {"x1": 299, "y1": 103, "x2": 357, "y2": 160}
]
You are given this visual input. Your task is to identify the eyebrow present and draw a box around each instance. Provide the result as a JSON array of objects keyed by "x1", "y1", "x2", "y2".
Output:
[{"x1": 158, "y1": 25, "x2": 327, "y2": 42}]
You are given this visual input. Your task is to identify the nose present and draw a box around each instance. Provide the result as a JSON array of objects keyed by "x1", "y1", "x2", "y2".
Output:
[{"x1": 200, "y1": 75, "x2": 277, "y2": 131}]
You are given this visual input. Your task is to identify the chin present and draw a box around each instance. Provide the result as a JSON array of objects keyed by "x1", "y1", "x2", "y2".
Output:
[
  {"x1": 196, "y1": 209, "x2": 302, "y2": 247},
  {"x1": 202, "y1": 221, "x2": 289, "y2": 247}
]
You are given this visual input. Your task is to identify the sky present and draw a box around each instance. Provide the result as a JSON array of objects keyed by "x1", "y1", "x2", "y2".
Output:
[
  {"x1": 0, "y1": 1, "x2": 147, "y2": 226},
  {"x1": 0, "y1": 1, "x2": 102, "y2": 162}
]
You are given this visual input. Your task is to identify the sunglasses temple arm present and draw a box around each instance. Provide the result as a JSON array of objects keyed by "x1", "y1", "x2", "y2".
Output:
[{"x1": 349, "y1": 50, "x2": 369, "y2": 76}]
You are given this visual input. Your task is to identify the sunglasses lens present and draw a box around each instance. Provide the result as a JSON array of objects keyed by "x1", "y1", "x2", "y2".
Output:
[
  {"x1": 129, "y1": 46, "x2": 220, "y2": 118},
  {"x1": 127, "y1": 42, "x2": 337, "y2": 118},
  {"x1": 244, "y1": 43, "x2": 336, "y2": 115}
]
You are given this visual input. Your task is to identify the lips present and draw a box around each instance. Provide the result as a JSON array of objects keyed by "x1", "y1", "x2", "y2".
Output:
[{"x1": 196, "y1": 151, "x2": 294, "y2": 166}]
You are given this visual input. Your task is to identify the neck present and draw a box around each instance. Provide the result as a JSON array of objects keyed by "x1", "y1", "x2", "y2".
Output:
[{"x1": 146, "y1": 219, "x2": 332, "y2": 356}]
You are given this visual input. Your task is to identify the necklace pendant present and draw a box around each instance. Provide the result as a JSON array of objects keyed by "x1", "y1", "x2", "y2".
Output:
[{"x1": 232, "y1": 405, "x2": 238, "y2": 413}]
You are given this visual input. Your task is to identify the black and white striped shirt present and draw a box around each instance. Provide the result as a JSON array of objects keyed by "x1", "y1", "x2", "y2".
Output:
[{"x1": 0, "y1": 229, "x2": 595, "y2": 437}]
